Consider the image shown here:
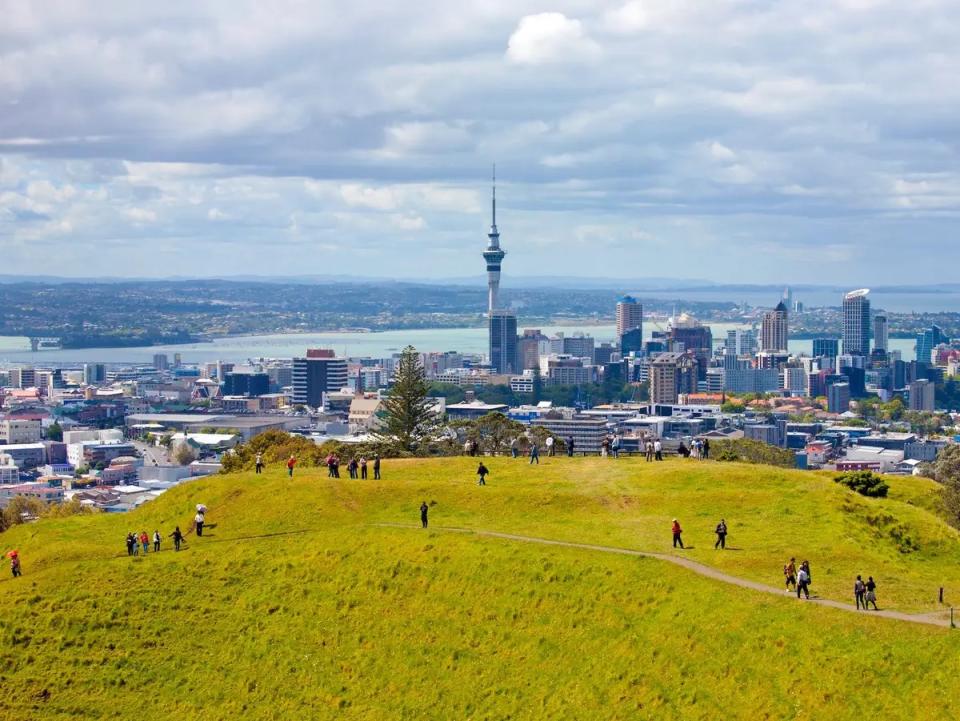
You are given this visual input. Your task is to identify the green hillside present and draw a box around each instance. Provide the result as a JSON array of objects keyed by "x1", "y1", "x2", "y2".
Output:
[{"x1": 2, "y1": 457, "x2": 960, "y2": 720}]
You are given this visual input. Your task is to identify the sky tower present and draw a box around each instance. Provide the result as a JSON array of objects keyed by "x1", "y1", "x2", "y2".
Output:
[{"x1": 483, "y1": 165, "x2": 506, "y2": 314}]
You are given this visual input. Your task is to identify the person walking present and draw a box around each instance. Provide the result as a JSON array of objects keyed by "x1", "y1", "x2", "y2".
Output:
[
  {"x1": 373, "y1": 454, "x2": 381, "y2": 480},
  {"x1": 611, "y1": 435, "x2": 621, "y2": 459},
  {"x1": 126, "y1": 532, "x2": 135, "y2": 557},
  {"x1": 348, "y1": 457, "x2": 358, "y2": 479},
  {"x1": 566, "y1": 436, "x2": 575, "y2": 457},
  {"x1": 360, "y1": 457, "x2": 368, "y2": 479},
  {"x1": 601, "y1": 436, "x2": 609, "y2": 458},
  {"x1": 796, "y1": 563, "x2": 811, "y2": 599},
  {"x1": 702, "y1": 439, "x2": 710, "y2": 459},
  {"x1": 714, "y1": 519, "x2": 728, "y2": 549},
  {"x1": 287, "y1": 455, "x2": 297, "y2": 478},
  {"x1": 529, "y1": 443, "x2": 539, "y2": 465},
  {"x1": 170, "y1": 526, "x2": 184, "y2": 552},
  {"x1": 865, "y1": 576, "x2": 878, "y2": 610},
  {"x1": 477, "y1": 462, "x2": 489, "y2": 486},
  {"x1": 510, "y1": 437, "x2": 519, "y2": 459},
  {"x1": 140, "y1": 530, "x2": 150, "y2": 555},
  {"x1": 194, "y1": 510, "x2": 205, "y2": 537},
  {"x1": 654, "y1": 439, "x2": 663, "y2": 461},
  {"x1": 153, "y1": 529, "x2": 161, "y2": 553},
  {"x1": 10, "y1": 553, "x2": 21, "y2": 578},
  {"x1": 132, "y1": 531, "x2": 139, "y2": 556},
  {"x1": 546, "y1": 435, "x2": 555, "y2": 456},
  {"x1": 645, "y1": 439, "x2": 654, "y2": 462},
  {"x1": 854, "y1": 575, "x2": 866, "y2": 610},
  {"x1": 671, "y1": 519, "x2": 684, "y2": 549},
  {"x1": 783, "y1": 558, "x2": 797, "y2": 593},
  {"x1": 326, "y1": 453, "x2": 335, "y2": 477},
  {"x1": 255, "y1": 452, "x2": 263, "y2": 474},
  {"x1": 332, "y1": 454, "x2": 341, "y2": 478},
  {"x1": 420, "y1": 501, "x2": 429, "y2": 529}
]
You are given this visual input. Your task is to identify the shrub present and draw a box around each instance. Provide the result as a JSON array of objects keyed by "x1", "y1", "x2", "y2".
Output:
[
  {"x1": 712, "y1": 439, "x2": 795, "y2": 468},
  {"x1": 834, "y1": 471, "x2": 889, "y2": 498}
]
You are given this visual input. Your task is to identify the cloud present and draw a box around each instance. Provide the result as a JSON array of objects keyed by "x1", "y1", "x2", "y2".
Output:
[{"x1": 506, "y1": 13, "x2": 600, "y2": 65}]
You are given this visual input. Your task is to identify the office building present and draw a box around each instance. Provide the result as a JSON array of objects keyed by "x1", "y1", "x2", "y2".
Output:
[
  {"x1": 292, "y1": 350, "x2": 349, "y2": 408},
  {"x1": 531, "y1": 416, "x2": 608, "y2": 454},
  {"x1": 8, "y1": 367, "x2": 36, "y2": 389},
  {"x1": 222, "y1": 372, "x2": 270, "y2": 397},
  {"x1": 616, "y1": 296, "x2": 643, "y2": 354},
  {"x1": 812, "y1": 338, "x2": 840, "y2": 360},
  {"x1": 725, "y1": 329, "x2": 757, "y2": 356},
  {"x1": 649, "y1": 352, "x2": 697, "y2": 405},
  {"x1": 842, "y1": 289, "x2": 871, "y2": 356},
  {"x1": 83, "y1": 363, "x2": 107, "y2": 385},
  {"x1": 488, "y1": 311, "x2": 518, "y2": 374},
  {"x1": 0, "y1": 420, "x2": 43, "y2": 445},
  {"x1": 783, "y1": 367, "x2": 807, "y2": 396},
  {"x1": 873, "y1": 314, "x2": 888, "y2": 353},
  {"x1": 908, "y1": 378, "x2": 935, "y2": 412},
  {"x1": 516, "y1": 329, "x2": 548, "y2": 370},
  {"x1": 153, "y1": 354, "x2": 169, "y2": 371},
  {"x1": 916, "y1": 325, "x2": 949, "y2": 365},
  {"x1": 827, "y1": 382, "x2": 850, "y2": 414},
  {"x1": 760, "y1": 301, "x2": 789, "y2": 352}
]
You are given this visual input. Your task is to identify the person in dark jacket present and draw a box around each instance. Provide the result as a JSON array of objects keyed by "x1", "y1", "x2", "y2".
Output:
[
  {"x1": 566, "y1": 436, "x2": 575, "y2": 457},
  {"x1": 125, "y1": 532, "x2": 135, "y2": 556},
  {"x1": 714, "y1": 519, "x2": 728, "y2": 549},
  {"x1": 671, "y1": 519, "x2": 684, "y2": 549},
  {"x1": 373, "y1": 455, "x2": 381, "y2": 480},
  {"x1": 702, "y1": 439, "x2": 710, "y2": 459},
  {"x1": 420, "y1": 502, "x2": 429, "y2": 528},
  {"x1": 170, "y1": 526, "x2": 184, "y2": 551},
  {"x1": 865, "y1": 576, "x2": 878, "y2": 610},
  {"x1": 477, "y1": 462, "x2": 489, "y2": 486}
]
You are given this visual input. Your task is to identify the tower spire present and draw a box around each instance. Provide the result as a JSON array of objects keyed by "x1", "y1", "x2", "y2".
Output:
[
  {"x1": 491, "y1": 163, "x2": 497, "y2": 235},
  {"x1": 483, "y1": 164, "x2": 506, "y2": 314}
]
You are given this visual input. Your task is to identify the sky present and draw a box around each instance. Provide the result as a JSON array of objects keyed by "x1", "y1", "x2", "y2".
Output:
[{"x1": 1, "y1": 0, "x2": 960, "y2": 284}]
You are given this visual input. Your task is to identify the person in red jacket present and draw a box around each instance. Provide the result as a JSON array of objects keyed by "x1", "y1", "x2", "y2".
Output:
[
  {"x1": 671, "y1": 519, "x2": 684, "y2": 549},
  {"x1": 287, "y1": 455, "x2": 297, "y2": 478}
]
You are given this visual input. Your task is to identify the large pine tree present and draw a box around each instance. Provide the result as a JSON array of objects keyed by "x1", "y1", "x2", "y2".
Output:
[{"x1": 376, "y1": 346, "x2": 436, "y2": 452}]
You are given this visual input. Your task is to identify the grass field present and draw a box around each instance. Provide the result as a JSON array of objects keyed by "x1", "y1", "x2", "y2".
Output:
[{"x1": 2, "y1": 457, "x2": 960, "y2": 719}]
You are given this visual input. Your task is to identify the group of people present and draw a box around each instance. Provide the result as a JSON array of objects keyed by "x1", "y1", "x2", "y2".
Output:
[
  {"x1": 644, "y1": 439, "x2": 664, "y2": 462},
  {"x1": 854, "y1": 574, "x2": 879, "y2": 610},
  {"x1": 509, "y1": 436, "x2": 557, "y2": 460},
  {"x1": 669, "y1": 518, "x2": 728, "y2": 549},
  {"x1": 783, "y1": 558, "x2": 814, "y2": 599},
  {"x1": 600, "y1": 435, "x2": 621, "y2": 458},
  {"x1": 320, "y1": 452, "x2": 381, "y2": 479},
  {"x1": 677, "y1": 438, "x2": 710, "y2": 459},
  {"x1": 125, "y1": 530, "x2": 162, "y2": 556}
]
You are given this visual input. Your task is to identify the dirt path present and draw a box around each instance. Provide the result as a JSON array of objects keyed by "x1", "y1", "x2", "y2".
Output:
[{"x1": 374, "y1": 522, "x2": 954, "y2": 629}]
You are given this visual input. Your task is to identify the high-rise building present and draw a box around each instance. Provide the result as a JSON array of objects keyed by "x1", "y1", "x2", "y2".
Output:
[
  {"x1": 827, "y1": 382, "x2": 850, "y2": 414},
  {"x1": 842, "y1": 289, "x2": 871, "y2": 356},
  {"x1": 649, "y1": 352, "x2": 697, "y2": 405},
  {"x1": 292, "y1": 350, "x2": 349, "y2": 408},
  {"x1": 908, "y1": 378, "x2": 935, "y2": 411},
  {"x1": 616, "y1": 296, "x2": 643, "y2": 354},
  {"x1": 916, "y1": 325, "x2": 949, "y2": 365},
  {"x1": 153, "y1": 354, "x2": 169, "y2": 371},
  {"x1": 812, "y1": 338, "x2": 839, "y2": 360},
  {"x1": 482, "y1": 167, "x2": 506, "y2": 315},
  {"x1": 667, "y1": 314, "x2": 712, "y2": 380},
  {"x1": 222, "y1": 372, "x2": 270, "y2": 397},
  {"x1": 873, "y1": 314, "x2": 888, "y2": 353},
  {"x1": 725, "y1": 329, "x2": 757, "y2": 356},
  {"x1": 82, "y1": 363, "x2": 107, "y2": 385},
  {"x1": 488, "y1": 312, "x2": 518, "y2": 374},
  {"x1": 516, "y1": 329, "x2": 548, "y2": 370},
  {"x1": 760, "y1": 301, "x2": 789, "y2": 352}
]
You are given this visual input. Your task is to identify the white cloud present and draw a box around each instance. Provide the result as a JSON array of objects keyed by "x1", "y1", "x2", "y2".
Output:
[
  {"x1": 125, "y1": 207, "x2": 158, "y2": 223},
  {"x1": 506, "y1": 13, "x2": 600, "y2": 65}
]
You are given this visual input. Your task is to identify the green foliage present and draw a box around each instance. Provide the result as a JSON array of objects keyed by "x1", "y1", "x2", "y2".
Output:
[
  {"x1": 712, "y1": 438, "x2": 796, "y2": 468},
  {"x1": 45, "y1": 421, "x2": 63, "y2": 442},
  {"x1": 375, "y1": 346, "x2": 437, "y2": 452},
  {"x1": 221, "y1": 429, "x2": 326, "y2": 473},
  {"x1": 427, "y1": 382, "x2": 466, "y2": 404},
  {"x1": 721, "y1": 401, "x2": 745, "y2": 414},
  {"x1": 834, "y1": 471, "x2": 890, "y2": 498},
  {"x1": 933, "y1": 444, "x2": 960, "y2": 528},
  {"x1": 936, "y1": 377, "x2": 960, "y2": 412},
  {"x1": 174, "y1": 444, "x2": 198, "y2": 466},
  {"x1": 2, "y1": 496, "x2": 45, "y2": 529}
]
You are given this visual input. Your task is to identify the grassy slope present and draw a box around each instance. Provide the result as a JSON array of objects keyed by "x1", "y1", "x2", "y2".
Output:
[{"x1": 1, "y1": 457, "x2": 959, "y2": 720}]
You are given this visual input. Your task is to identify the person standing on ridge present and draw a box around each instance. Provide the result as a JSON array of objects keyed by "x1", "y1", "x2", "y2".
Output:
[
  {"x1": 140, "y1": 530, "x2": 150, "y2": 555},
  {"x1": 797, "y1": 561, "x2": 811, "y2": 599},
  {"x1": 714, "y1": 519, "x2": 728, "y2": 549},
  {"x1": 702, "y1": 438, "x2": 710, "y2": 459},
  {"x1": 654, "y1": 439, "x2": 663, "y2": 461},
  {"x1": 170, "y1": 526, "x2": 184, "y2": 552},
  {"x1": 287, "y1": 455, "x2": 297, "y2": 478},
  {"x1": 194, "y1": 509, "x2": 205, "y2": 537},
  {"x1": 477, "y1": 462, "x2": 489, "y2": 486},
  {"x1": 153, "y1": 529, "x2": 161, "y2": 553},
  {"x1": 671, "y1": 519, "x2": 684, "y2": 549},
  {"x1": 546, "y1": 435, "x2": 555, "y2": 456},
  {"x1": 865, "y1": 576, "x2": 878, "y2": 610},
  {"x1": 510, "y1": 437, "x2": 518, "y2": 459},
  {"x1": 348, "y1": 457, "x2": 358, "y2": 479},
  {"x1": 420, "y1": 501, "x2": 429, "y2": 528},
  {"x1": 783, "y1": 558, "x2": 797, "y2": 593},
  {"x1": 645, "y1": 439, "x2": 654, "y2": 462},
  {"x1": 255, "y1": 452, "x2": 263, "y2": 474},
  {"x1": 9, "y1": 551, "x2": 22, "y2": 578},
  {"x1": 373, "y1": 454, "x2": 381, "y2": 480},
  {"x1": 125, "y1": 532, "x2": 135, "y2": 557},
  {"x1": 566, "y1": 436, "x2": 575, "y2": 457},
  {"x1": 611, "y1": 435, "x2": 620, "y2": 459},
  {"x1": 360, "y1": 456, "x2": 368, "y2": 479},
  {"x1": 529, "y1": 443, "x2": 539, "y2": 465},
  {"x1": 854, "y1": 575, "x2": 866, "y2": 610}
]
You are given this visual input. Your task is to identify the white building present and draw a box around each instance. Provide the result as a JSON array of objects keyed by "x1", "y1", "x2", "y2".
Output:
[{"x1": 0, "y1": 419, "x2": 42, "y2": 445}]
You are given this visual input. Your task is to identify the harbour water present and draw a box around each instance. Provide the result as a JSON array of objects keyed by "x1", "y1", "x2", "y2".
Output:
[{"x1": 0, "y1": 324, "x2": 918, "y2": 366}]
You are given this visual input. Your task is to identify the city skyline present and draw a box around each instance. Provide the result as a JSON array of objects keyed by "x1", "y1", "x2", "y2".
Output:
[{"x1": 4, "y1": 2, "x2": 960, "y2": 283}]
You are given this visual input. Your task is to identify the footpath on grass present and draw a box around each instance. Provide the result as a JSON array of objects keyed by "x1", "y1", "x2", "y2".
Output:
[{"x1": 375, "y1": 522, "x2": 954, "y2": 629}]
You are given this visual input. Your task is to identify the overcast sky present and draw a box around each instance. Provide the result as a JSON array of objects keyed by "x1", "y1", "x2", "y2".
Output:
[{"x1": 2, "y1": 1, "x2": 959, "y2": 284}]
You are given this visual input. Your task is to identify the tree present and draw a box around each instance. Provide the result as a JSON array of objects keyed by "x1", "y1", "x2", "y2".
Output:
[
  {"x1": 934, "y1": 444, "x2": 960, "y2": 528},
  {"x1": 471, "y1": 412, "x2": 525, "y2": 455},
  {"x1": 174, "y1": 443, "x2": 198, "y2": 466},
  {"x1": 46, "y1": 421, "x2": 63, "y2": 442},
  {"x1": 531, "y1": 367, "x2": 543, "y2": 404},
  {"x1": 833, "y1": 470, "x2": 889, "y2": 498},
  {"x1": 375, "y1": 346, "x2": 437, "y2": 453}
]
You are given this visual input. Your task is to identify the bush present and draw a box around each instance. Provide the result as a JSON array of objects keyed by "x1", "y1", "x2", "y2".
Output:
[
  {"x1": 834, "y1": 471, "x2": 889, "y2": 498},
  {"x1": 712, "y1": 439, "x2": 795, "y2": 468}
]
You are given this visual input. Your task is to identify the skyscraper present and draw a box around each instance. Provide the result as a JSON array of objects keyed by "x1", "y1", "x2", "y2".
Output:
[
  {"x1": 812, "y1": 338, "x2": 840, "y2": 359},
  {"x1": 292, "y1": 349, "x2": 349, "y2": 408},
  {"x1": 616, "y1": 296, "x2": 643, "y2": 355},
  {"x1": 842, "y1": 289, "x2": 870, "y2": 356},
  {"x1": 760, "y1": 301, "x2": 789, "y2": 352},
  {"x1": 873, "y1": 314, "x2": 888, "y2": 354},
  {"x1": 482, "y1": 167, "x2": 505, "y2": 315},
  {"x1": 916, "y1": 324, "x2": 949, "y2": 364},
  {"x1": 488, "y1": 311, "x2": 518, "y2": 374}
]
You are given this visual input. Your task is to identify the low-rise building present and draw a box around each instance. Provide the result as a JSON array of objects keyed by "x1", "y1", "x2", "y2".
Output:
[
  {"x1": 0, "y1": 418, "x2": 42, "y2": 445},
  {"x1": 446, "y1": 402, "x2": 510, "y2": 421},
  {"x1": 531, "y1": 416, "x2": 608, "y2": 454}
]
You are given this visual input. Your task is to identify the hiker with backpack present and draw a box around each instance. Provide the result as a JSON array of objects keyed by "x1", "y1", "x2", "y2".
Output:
[
  {"x1": 477, "y1": 462, "x2": 489, "y2": 486},
  {"x1": 671, "y1": 519, "x2": 684, "y2": 549},
  {"x1": 714, "y1": 519, "x2": 728, "y2": 549},
  {"x1": 854, "y1": 575, "x2": 866, "y2": 610},
  {"x1": 153, "y1": 530, "x2": 161, "y2": 553},
  {"x1": 783, "y1": 558, "x2": 797, "y2": 593},
  {"x1": 796, "y1": 561, "x2": 811, "y2": 599}
]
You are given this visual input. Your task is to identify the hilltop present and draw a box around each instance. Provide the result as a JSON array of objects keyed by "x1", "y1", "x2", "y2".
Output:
[{"x1": 2, "y1": 457, "x2": 959, "y2": 720}]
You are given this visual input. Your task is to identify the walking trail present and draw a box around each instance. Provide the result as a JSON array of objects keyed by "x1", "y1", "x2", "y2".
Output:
[{"x1": 374, "y1": 522, "x2": 954, "y2": 629}]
